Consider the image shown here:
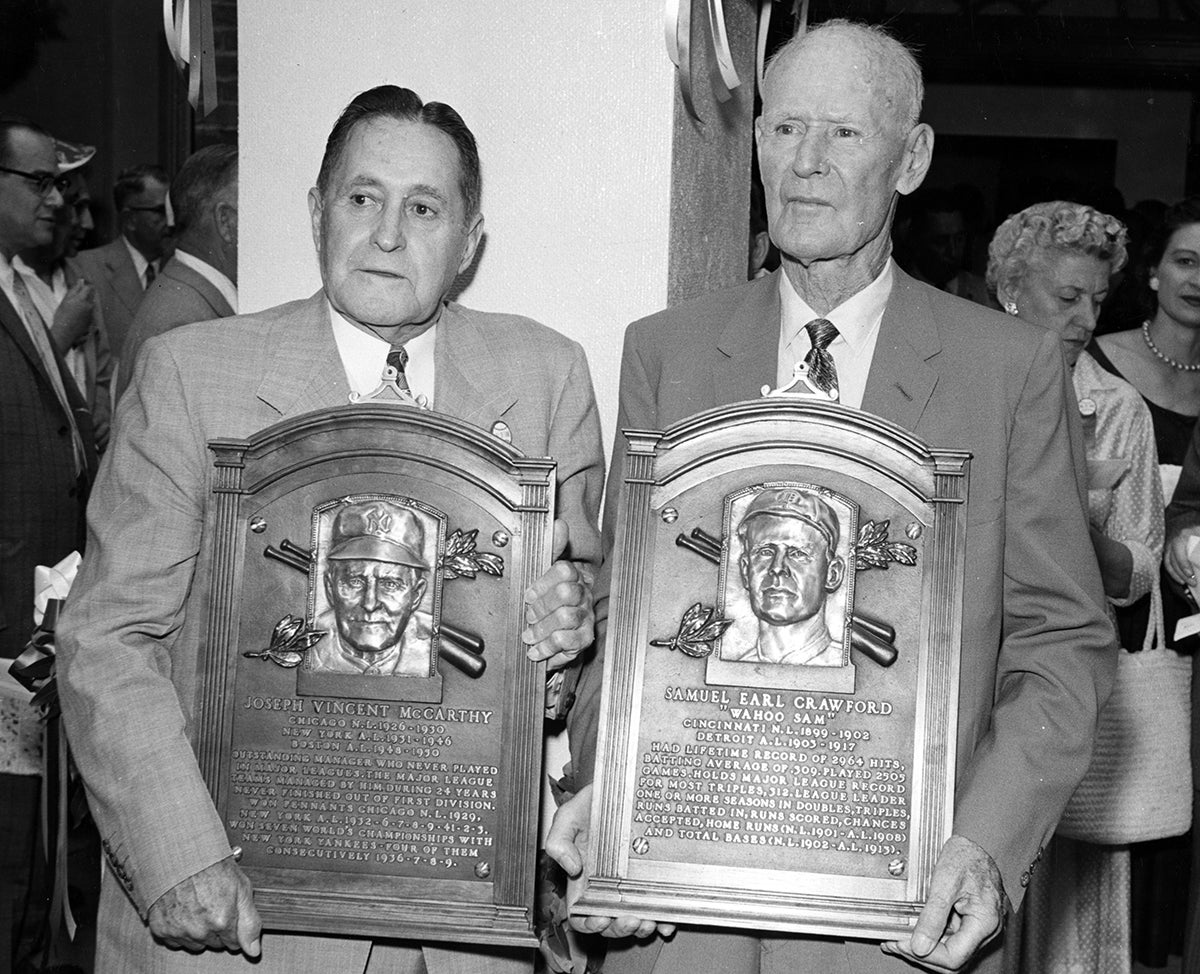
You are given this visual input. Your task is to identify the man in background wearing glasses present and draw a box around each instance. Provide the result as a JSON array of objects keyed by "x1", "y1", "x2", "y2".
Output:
[
  {"x1": 0, "y1": 114, "x2": 98, "y2": 974},
  {"x1": 76, "y1": 162, "x2": 172, "y2": 366}
]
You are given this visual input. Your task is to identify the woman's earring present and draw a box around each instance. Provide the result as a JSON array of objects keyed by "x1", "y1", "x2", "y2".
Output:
[{"x1": 1003, "y1": 301, "x2": 1019, "y2": 316}]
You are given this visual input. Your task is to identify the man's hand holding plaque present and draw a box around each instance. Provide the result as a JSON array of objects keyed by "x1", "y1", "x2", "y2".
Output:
[
  {"x1": 546, "y1": 784, "x2": 676, "y2": 941},
  {"x1": 147, "y1": 856, "x2": 261, "y2": 957},
  {"x1": 881, "y1": 835, "x2": 1005, "y2": 973},
  {"x1": 522, "y1": 519, "x2": 596, "y2": 669}
]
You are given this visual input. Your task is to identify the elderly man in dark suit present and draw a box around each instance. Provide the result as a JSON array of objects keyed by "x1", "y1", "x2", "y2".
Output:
[
  {"x1": 118, "y1": 144, "x2": 238, "y2": 401},
  {"x1": 0, "y1": 115, "x2": 98, "y2": 973},
  {"x1": 550, "y1": 19, "x2": 1115, "y2": 974},
  {"x1": 58, "y1": 86, "x2": 601, "y2": 974}
]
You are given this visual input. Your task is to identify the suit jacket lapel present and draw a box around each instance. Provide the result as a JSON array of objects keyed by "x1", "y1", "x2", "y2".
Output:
[
  {"x1": 110, "y1": 241, "x2": 145, "y2": 318},
  {"x1": 433, "y1": 303, "x2": 517, "y2": 428},
  {"x1": 0, "y1": 287, "x2": 51, "y2": 384},
  {"x1": 713, "y1": 275, "x2": 781, "y2": 408},
  {"x1": 861, "y1": 268, "x2": 941, "y2": 434},
  {"x1": 255, "y1": 293, "x2": 352, "y2": 417},
  {"x1": 0, "y1": 286, "x2": 97, "y2": 473}
]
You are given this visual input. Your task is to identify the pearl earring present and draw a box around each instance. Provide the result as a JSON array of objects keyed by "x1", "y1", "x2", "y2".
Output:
[{"x1": 1003, "y1": 301, "x2": 1019, "y2": 316}]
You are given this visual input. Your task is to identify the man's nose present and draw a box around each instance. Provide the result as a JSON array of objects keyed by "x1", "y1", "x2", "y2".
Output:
[
  {"x1": 360, "y1": 577, "x2": 381, "y2": 611},
  {"x1": 768, "y1": 549, "x2": 791, "y2": 578},
  {"x1": 372, "y1": 202, "x2": 407, "y2": 252},
  {"x1": 791, "y1": 131, "x2": 827, "y2": 178}
]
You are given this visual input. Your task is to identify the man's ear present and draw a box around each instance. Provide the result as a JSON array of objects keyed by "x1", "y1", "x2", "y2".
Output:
[
  {"x1": 458, "y1": 213, "x2": 484, "y2": 274},
  {"x1": 826, "y1": 555, "x2": 845, "y2": 592},
  {"x1": 896, "y1": 123, "x2": 934, "y2": 198},
  {"x1": 307, "y1": 187, "x2": 325, "y2": 260},
  {"x1": 215, "y1": 201, "x2": 238, "y2": 245}
]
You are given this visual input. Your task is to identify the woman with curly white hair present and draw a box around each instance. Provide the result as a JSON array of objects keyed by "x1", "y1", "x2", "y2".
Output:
[{"x1": 988, "y1": 201, "x2": 1165, "y2": 974}]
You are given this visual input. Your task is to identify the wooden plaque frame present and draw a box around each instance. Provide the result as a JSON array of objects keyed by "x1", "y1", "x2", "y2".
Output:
[
  {"x1": 194, "y1": 404, "x2": 553, "y2": 947},
  {"x1": 574, "y1": 399, "x2": 969, "y2": 940}
]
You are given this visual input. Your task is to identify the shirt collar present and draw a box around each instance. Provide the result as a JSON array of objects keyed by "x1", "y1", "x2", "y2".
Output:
[
  {"x1": 122, "y1": 235, "x2": 151, "y2": 279},
  {"x1": 779, "y1": 258, "x2": 894, "y2": 353},
  {"x1": 172, "y1": 249, "x2": 238, "y2": 313},
  {"x1": 326, "y1": 298, "x2": 439, "y2": 400}
]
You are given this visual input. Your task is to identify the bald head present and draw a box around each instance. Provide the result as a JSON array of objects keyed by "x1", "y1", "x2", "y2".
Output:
[{"x1": 766, "y1": 19, "x2": 923, "y2": 134}]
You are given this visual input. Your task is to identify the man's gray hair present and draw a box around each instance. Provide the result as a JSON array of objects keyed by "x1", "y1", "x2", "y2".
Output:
[
  {"x1": 765, "y1": 19, "x2": 924, "y2": 131},
  {"x1": 170, "y1": 144, "x2": 237, "y2": 235}
]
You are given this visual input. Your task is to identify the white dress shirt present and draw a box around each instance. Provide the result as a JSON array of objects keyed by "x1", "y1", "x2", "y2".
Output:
[
  {"x1": 11, "y1": 257, "x2": 88, "y2": 391},
  {"x1": 777, "y1": 259, "x2": 894, "y2": 410},
  {"x1": 328, "y1": 299, "x2": 437, "y2": 407},
  {"x1": 122, "y1": 236, "x2": 158, "y2": 288},
  {"x1": 172, "y1": 249, "x2": 238, "y2": 314}
]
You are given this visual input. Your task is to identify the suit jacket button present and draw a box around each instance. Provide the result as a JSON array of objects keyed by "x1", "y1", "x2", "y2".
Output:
[{"x1": 1020, "y1": 870, "x2": 1030, "y2": 888}]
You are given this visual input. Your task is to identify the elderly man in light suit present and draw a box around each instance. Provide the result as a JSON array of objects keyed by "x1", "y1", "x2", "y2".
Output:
[
  {"x1": 58, "y1": 86, "x2": 603, "y2": 973},
  {"x1": 551, "y1": 19, "x2": 1115, "y2": 974}
]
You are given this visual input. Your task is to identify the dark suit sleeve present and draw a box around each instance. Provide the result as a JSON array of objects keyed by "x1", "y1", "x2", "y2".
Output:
[
  {"x1": 57, "y1": 339, "x2": 232, "y2": 915},
  {"x1": 952, "y1": 328, "x2": 1116, "y2": 908},
  {"x1": 566, "y1": 321, "x2": 657, "y2": 789}
]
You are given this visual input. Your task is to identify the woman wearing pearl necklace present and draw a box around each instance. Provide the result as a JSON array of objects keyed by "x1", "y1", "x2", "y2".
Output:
[{"x1": 1096, "y1": 196, "x2": 1200, "y2": 974}]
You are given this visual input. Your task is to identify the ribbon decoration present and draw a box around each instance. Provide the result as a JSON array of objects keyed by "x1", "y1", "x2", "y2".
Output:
[
  {"x1": 756, "y1": 0, "x2": 811, "y2": 93},
  {"x1": 795, "y1": 0, "x2": 810, "y2": 38},
  {"x1": 9, "y1": 598, "x2": 77, "y2": 938},
  {"x1": 707, "y1": 0, "x2": 742, "y2": 101},
  {"x1": 9, "y1": 552, "x2": 85, "y2": 942},
  {"x1": 756, "y1": 0, "x2": 773, "y2": 93},
  {"x1": 10, "y1": 599, "x2": 62, "y2": 718},
  {"x1": 162, "y1": 0, "x2": 219, "y2": 116},
  {"x1": 665, "y1": 0, "x2": 745, "y2": 123}
]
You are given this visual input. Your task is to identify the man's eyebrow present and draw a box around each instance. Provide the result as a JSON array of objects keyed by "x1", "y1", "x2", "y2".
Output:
[
  {"x1": 342, "y1": 174, "x2": 386, "y2": 192},
  {"x1": 404, "y1": 183, "x2": 450, "y2": 203}
]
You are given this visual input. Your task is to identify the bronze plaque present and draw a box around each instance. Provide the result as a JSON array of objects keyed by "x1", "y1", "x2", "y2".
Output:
[
  {"x1": 194, "y1": 404, "x2": 553, "y2": 947},
  {"x1": 574, "y1": 398, "x2": 968, "y2": 940}
]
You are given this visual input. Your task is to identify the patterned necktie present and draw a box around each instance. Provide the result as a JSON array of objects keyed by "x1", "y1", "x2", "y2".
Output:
[
  {"x1": 385, "y1": 342, "x2": 413, "y2": 396},
  {"x1": 803, "y1": 318, "x2": 840, "y2": 400},
  {"x1": 10, "y1": 271, "x2": 86, "y2": 473},
  {"x1": 144, "y1": 262, "x2": 156, "y2": 289}
]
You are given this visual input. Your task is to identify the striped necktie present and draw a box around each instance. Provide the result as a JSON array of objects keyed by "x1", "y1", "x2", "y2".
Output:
[
  {"x1": 386, "y1": 342, "x2": 412, "y2": 396},
  {"x1": 803, "y1": 318, "x2": 840, "y2": 400}
]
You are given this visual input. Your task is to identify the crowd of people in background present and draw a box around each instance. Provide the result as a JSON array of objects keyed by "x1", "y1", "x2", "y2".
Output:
[{"x1": 4, "y1": 16, "x2": 1200, "y2": 974}]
